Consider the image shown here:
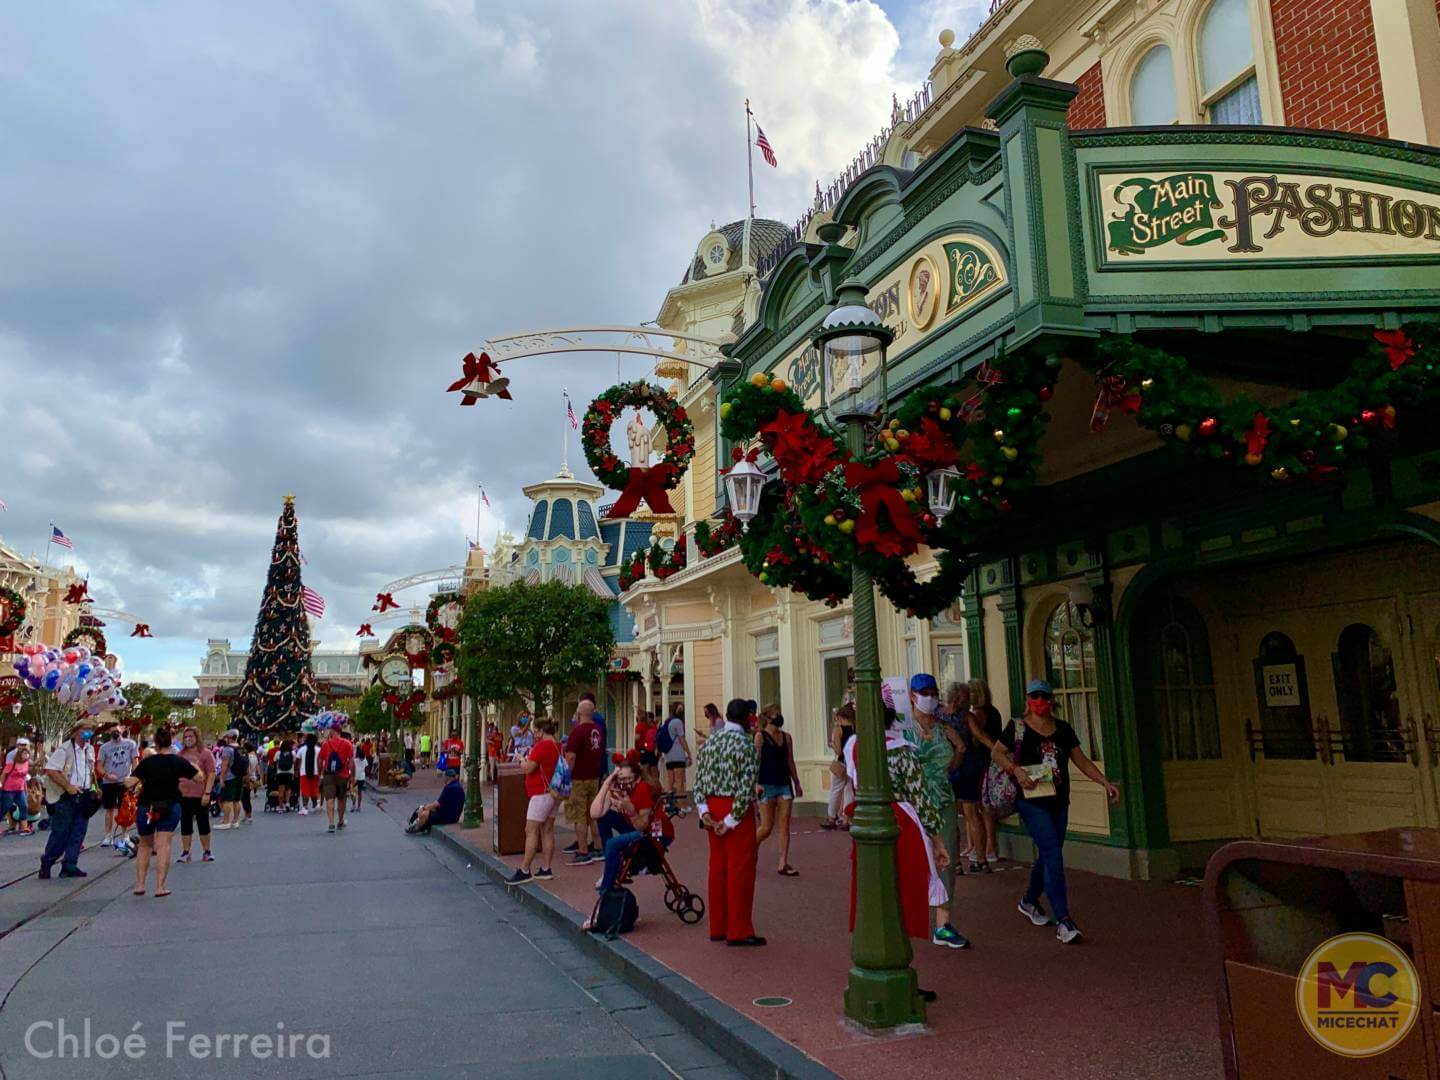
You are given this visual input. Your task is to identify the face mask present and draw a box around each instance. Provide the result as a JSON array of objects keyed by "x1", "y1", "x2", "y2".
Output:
[
  {"x1": 1028, "y1": 696, "x2": 1054, "y2": 718},
  {"x1": 80, "y1": 730, "x2": 93, "y2": 741},
  {"x1": 914, "y1": 694, "x2": 938, "y2": 715}
]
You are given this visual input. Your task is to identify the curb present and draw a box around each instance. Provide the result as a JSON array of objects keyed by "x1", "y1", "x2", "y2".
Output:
[{"x1": 430, "y1": 825, "x2": 838, "y2": 1080}]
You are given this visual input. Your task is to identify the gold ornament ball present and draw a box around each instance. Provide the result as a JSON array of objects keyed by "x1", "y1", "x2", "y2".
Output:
[
  {"x1": 1271, "y1": 466, "x2": 1289, "y2": 481},
  {"x1": 889, "y1": 419, "x2": 901, "y2": 431},
  {"x1": 719, "y1": 402, "x2": 732, "y2": 419},
  {"x1": 990, "y1": 475, "x2": 1005, "y2": 488},
  {"x1": 1001, "y1": 446, "x2": 1019, "y2": 461},
  {"x1": 838, "y1": 519, "x2": 856, "y2": 534},
  {"x1": 823, "y1": 514, "x2": 837, "y2": 526},
  {"x1": 750, "y1": 372, "x2": 769, "y2": 388},
  {"x1": 1244, "y1": 451, "x2": 1263, "y2": 466},
  {"x1": 901, "y1": 489, "x2": 914, "y2": 502},
  {"x1": 938, "y1": 407, "x2": 952, "y2": 421},
  {"x1": 896, "y1": 429, "x2": 909, "y2": 440},
  {"x1": 1140, "y1": 377, "x2": 1154, "y2": 390},
  {"x1": 770, "y1": 377, "x2": 787, "y2": 393},
  {"x1": 1175, "y1": 423, "x2": 1193, "y2": 442},
  {"x1": 885, "y1": 438, "x2": 900, "y2": 452},
  {"x1": 993, "y1": 429, "x2": 1006, "y2": 443},
  {"x1": 1331, "y1": 424, "x2": 1348, "y2": 441}
]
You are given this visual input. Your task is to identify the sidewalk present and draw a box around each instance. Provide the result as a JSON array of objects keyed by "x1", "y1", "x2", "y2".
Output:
[{"x1": 436, "y1": 785, "x2": 1223, "y2": 1080}]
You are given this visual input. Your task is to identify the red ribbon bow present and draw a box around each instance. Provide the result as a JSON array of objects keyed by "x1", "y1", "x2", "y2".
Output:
[
  {"x1": 447, "y1": 352, "x2": 512, "y2": 403},
  {"x1": 356, "y1": 623, "x2": 374, "y2": 638},
  {"x1": 1245, "y1": 412, "x2": 1271, "y2": 459},
  {"x1": 1375, "y1": 330, "x2": 1416, "y2": 371},
  {"x1": 373, "y1": 592, "x2": 399, "y2": 613},
  {"x1": 609, "y1": 464, "x2": 677, "y2": 518},
  {"x1": 63, "y1": 582, "x2": 90, "y2": 605},
  {"x1": 129, "y1": 624, "x2": 152, "y2": 638},
  {"x1": 843, "y1": 458, "x2": 923, "y2": 559},
  {"x1": 1090, "y1": 374, "x2": 1141, "y2": 433}
]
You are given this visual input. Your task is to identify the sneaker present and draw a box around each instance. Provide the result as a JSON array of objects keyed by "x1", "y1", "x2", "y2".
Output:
[
  {"x1": 562, "y1": 841, "x2": 580, "y2": 853},
  {"x1": 59, "y1": 867, "x2": 87, "y2": 878},
  {"x1": 931, "y1": 924, "x2": 971, "y2": 949},
  {"x1": 533, "y1": 867, "x2": 554, "y2": 880},
  {"x1": 176, "y1": 851, "x2": 191, "y2": 864},
  {"x1": 100, "y1": 837, "x2": 112, "y2": 848},
  {"x1": 327, "y1": 825, "x2": 336, "y2": 833},
  {"x1": 202, "y1": 851, "x2": 215, "y2": 863},
  {"x1": 569, "y1": 851, "x2": 595, "y2": 866},
  {"x1": 337, "y1": 821, "x2": 346, "y2": 829},
  {"x1": 298, "y1": 808, "x2": 309, "y2": 817},
  {"x1": 1056, "y1": 918, "x2": 1083, "y2": 944},
  {"x1": 506, "y1": 869, "x2": 534, "y2": 886},
  {"x1": 37, "y1": 864, "x2": 51, "y2": 879},
  {"x1": 1018, "y1": 899, "x2": 1052, "y2": 926},
  {"x1": 986, "y1": 853, "x2": 999, "y2": 865}
]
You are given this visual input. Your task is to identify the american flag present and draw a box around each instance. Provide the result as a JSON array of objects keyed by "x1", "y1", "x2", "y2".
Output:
[
  {"x1": 564, "y1": 390, "x2": 578, "y2": 430},
  {"x1": 49, "y1": 526, "x2": 73, "y2": 550},
  {"x1": 755, "y1": 124, "x2": 778, "y2": 168},
  {"x1": 0, "y1": 498, "x2": 7, "y2": 511},
  {"x1": 479, "y1": 485, "x2": 490, "y2": 508},
  {"x1": 300, "y1": 586, "x2": 325, "y2": 619}
]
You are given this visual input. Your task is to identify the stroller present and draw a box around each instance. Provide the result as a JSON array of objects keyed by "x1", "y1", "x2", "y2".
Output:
[{"x1": 611, "y1": 829, "x2": 704, "y2": 925}]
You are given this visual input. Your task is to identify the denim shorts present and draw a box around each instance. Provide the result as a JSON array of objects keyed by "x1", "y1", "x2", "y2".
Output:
[
  {"x1": 137, "y1": 802, "x2": 181, "y2": 837},
  {"x1": 758, "y1": 782, "x2": 794, "y2": 803},
  {"x1": 0, "y1": 789, "x2": 30, "y2": 823}
]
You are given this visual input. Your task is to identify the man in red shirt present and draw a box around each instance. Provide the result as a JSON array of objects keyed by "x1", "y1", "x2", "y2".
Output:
[
  {"x1": 562, "y1": 700, "x2": 606, "y2": 865},
  {"x1": 319, "y1": 725, "x2": 355, "y2": 834},
  {"x1": 593, "y1": 759, "x2": 653, "y2": 895}
]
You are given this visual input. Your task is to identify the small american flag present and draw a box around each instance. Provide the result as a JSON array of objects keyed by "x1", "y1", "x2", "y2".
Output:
[
  {"x1": 49, "y1": 526, "x2": 73, "y2": 550},
  {"x1": 564, "y1": 390, "x2": 578, "y2": 430},
  {"x1": 300, "y1": 586, "x2": 325, "y2": 619},
  {"x1": 755, "y1": 124, "x2": 777, "y2": 168},
  {"x1": 0, "y1": 498, "x2": 8, "y2": 511},
  {"x1": 480, "y1": 485, "x2": 490, "y2": 508}
]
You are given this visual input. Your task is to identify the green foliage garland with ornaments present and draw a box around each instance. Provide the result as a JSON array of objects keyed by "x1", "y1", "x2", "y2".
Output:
[{"x1": 0, "y1": 585, "x2": 26, "y2": 637}]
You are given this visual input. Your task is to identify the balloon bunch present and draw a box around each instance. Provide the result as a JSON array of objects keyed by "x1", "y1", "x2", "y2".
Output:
[
  {"x1": 11, "y1": 642, "x2": 127, "y2": 718},
  {"x1": 305, "y1": 709, "x2": 349, "y2": 733}
]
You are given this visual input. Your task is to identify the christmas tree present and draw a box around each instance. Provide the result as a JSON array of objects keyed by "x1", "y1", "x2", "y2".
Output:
[{"x1": 234, "y1": 496, "x2": 320, "y2": 732}]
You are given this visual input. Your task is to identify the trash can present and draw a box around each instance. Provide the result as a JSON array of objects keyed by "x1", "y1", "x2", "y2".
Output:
[
  {"x1": 492, "y1": 762, "x2": 527, "y2": 856},
  {"x1": 376, "y1": 753, "x2": 394, "y2": 787},
  {"x1": 1204, "y1": 828, "x2": 1440, "y2": 1078}
]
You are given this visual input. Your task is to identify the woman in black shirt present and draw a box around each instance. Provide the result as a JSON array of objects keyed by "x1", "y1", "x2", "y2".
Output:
[
  {"x1": 987, "y1": 679, "x2": 1119, "y2": 945},
  {"x1": 125, "y1": 726, "x2": 198, "y2": 898}
]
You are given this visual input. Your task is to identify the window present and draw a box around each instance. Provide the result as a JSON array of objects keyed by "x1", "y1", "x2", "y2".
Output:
[
  {"x1": 1044, "y1": 599, "x2": 1103, "y2": 759},
  {"x1": 757, "y1": 665, "x2": 781, "y2": 714},
  {"x1": 1333, "y1": 624, "x2": 1404, "y2": 763},
  {"x1": 208, "y1": 656, "x2": 224, "y2": 674},
  {"x1": 822, "y1": 654, "x2": 853, "y2": 722},
  {"x1": 1199, "y1": 0, "x2": 1261, "y2": 124},
  {"x1": 1252, "y1": 631, "x2": 1315, "y2": 759},
  {"x1": 936, "y1": 644, "x2": 966, "y2": 697},
  {"x1": 1139, "y1": 595, "x2": 1220, "y2": 761},
  {"x1": 1130, "y1": 45, "x2": 1177, "y2": 126},
  {"x1": 316, "y1": 661, "x2": 328, "y2": 674}
]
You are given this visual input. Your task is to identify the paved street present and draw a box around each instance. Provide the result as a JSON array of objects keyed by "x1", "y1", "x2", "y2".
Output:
[{"x1": 0, "y1": 796, "x2": 743, "y2": 1080}]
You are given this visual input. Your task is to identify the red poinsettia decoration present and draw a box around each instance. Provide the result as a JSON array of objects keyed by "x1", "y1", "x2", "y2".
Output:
[
  {"x1": 1375, "y1": 329, "x2": 1416, "y2": 371},
  {"x1": 1245, "y1": 412, "x2": 1272, "y2": 460}
]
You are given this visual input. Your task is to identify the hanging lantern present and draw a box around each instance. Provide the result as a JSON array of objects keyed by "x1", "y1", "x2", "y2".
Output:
[
  {"x1": 926, "y1": 466, "x2": 961, "y2": 522},
  {"x1": 723, "y1": 457, "x2": 767, "y2": 527},
  {"x1": 812, "y1": 282, "x2": 894, "y2": 423}
]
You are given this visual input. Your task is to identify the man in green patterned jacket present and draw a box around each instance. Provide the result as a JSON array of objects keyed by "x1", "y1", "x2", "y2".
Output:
[{"x1": 693, "y1": 698, "x2": 764, "y2": 946}]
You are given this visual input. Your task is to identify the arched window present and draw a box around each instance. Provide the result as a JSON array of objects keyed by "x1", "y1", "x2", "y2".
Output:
[
  {"x1": 1333, "y1": 624, "x2": 1404, "y2": 763},
  {"x1": 1045, "y1": 599, "x2": 1103, "y2": 759},
  {"x1": 1130, "y1": 45, "x2": 1177, "y2": 126},
  {"x1": 208, "y1": 656, "x2": 225, "y2": 675},
  {"x1": 1139, "y1": 595, "x2": 1221, "y2": 760},
  {"x1": 1199, "y1": 0, "x2": 1261, "y2": 123}
]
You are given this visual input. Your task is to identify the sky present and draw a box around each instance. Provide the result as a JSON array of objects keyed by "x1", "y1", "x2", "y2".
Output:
[{"x1": 0, "y1": 0, "x2": 990, "y2": 687}]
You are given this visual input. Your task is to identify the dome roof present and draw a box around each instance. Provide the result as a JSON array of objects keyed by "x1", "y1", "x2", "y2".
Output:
[{"x1": 681, "y1": 218, "x2": 791, "y2": 284}]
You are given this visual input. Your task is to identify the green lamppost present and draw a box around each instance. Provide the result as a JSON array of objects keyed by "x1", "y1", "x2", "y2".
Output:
[{"x1": 463, "y1": 695, "x2": 484, "y2": 827}]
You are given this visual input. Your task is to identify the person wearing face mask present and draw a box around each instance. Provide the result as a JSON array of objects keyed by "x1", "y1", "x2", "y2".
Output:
[
  {"x1": 177, "y1": 726, "x2": 217, "y2": 862},
  {"x1": 986, "y1": 679, "x2": 1120, "y2": 945},
  {"x1": 40, "y1": 718, "x2": 98, "y2": 879},
  {"x1": 909, "y1": 674, "x2": 969, "y2": 949},
  {"x1": 508, "y1": 711, "x2": 535, "y2": 760}
]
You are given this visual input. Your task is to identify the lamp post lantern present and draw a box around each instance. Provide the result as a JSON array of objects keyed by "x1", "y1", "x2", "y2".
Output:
[
  {"x1": 721, "y1": 456, "x2": 766, "y2": 525},
  {"x1": 463, "y1": 695, "x2": 484, "y2": 827},
  {"x1": 811, "y1": 281, "x2": 925, "y2": 1028}
]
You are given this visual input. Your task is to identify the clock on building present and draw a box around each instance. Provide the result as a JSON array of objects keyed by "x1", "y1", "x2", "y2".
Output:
[
  {"x1": 699, "y1": 231, "x2": 729, "y2": 274},
  {"x1": 378, "y1": 655, "x2": 411, "y2": 689}
]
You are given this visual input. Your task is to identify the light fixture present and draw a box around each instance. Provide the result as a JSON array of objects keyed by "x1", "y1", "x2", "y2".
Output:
[
  {"x1": 9, "y1": 701, "x2": 20, "y2": 717},
  {"x1": 812, "y1": 282, "x2": 894, "y2": 424},
  {"x1": 723, "y1": 457, "x2": 767, "y2": 527},
  {"x1": 926, "y1": 466, "x2": 961, "y2": 522}
]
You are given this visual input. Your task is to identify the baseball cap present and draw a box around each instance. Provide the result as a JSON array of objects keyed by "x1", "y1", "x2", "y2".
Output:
[
  {"x1": 15, "y1": 737, "x2": 29, "y2": 746},
  {"x1": 909, "y1": 673, "x2": 938, "y2": 694},
  {"x1": 1026, "y1": 679, "x2": 1054, "y2": 698}
]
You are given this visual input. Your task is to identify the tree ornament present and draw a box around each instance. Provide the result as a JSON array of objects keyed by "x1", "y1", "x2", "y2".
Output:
[
  {"x1": 1197, "y1": 417, "x2": 1220, "y2": 438},
  {"x1": 1175, "y1": 423, "x2": 1193, "y2": 442}
]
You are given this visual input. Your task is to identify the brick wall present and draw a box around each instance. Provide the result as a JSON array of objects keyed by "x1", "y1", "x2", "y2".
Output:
[
  {"x1": 1269, "y1": 0, "x2": 1387, "y2": 137},
  {"x1": 1067, "y1": 62, "x2": 1106, "y2": 128}
]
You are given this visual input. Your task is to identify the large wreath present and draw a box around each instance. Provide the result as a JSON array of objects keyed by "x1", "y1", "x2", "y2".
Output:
[
  {"x1": 719, "y1": 352, "x2": 1057, "y2": 617},
  {"x1": 0, "y1": 585, "x2": 26, "y2": 637},
  {"x1": 426, "y1": 591, "x2": 463, "y2": 642},
  {"x1": 582, "y1": 381, "x2": 694, "y2": 517},
  {"x1": 64, "y1": 625, "x2": 107, "y2": 656},
  {"x1": 1087, "y1": 324, "x2": 1437, "y2": 481}
]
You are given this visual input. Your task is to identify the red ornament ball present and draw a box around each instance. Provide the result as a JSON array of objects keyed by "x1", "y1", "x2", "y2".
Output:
[
  {"x1": 1361, "y1": 408, "x2": 1379, "y2": 427},
  {"x1": 1197, "y1": 417, "x2": 1220, "y2": 438},
  {"x1": 1038, "y1": 385, "x2": 1054, "y2": 402}
]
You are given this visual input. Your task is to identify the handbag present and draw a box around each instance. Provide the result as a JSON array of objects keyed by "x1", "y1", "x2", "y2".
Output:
[
  {"x1": 981, "y1": 719, "x2": 1027, "y2": 820},
  {"x1": 115, "y1": 789, "x2": 137, "y2": 830}
]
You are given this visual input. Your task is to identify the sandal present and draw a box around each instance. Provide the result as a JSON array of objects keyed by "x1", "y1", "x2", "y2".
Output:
[
  {"x1": 778, "y1": 865, "x2": 799, "y2": 876},
  {"x1": 154, "y1": 890, "x2": 171, "y2": 898},
  {"x1": 132, "y1": 889, "x2": 146, "y2": 896},
  {"x1": 819, "y1": 818, "x2": 837, "y2": 830}
]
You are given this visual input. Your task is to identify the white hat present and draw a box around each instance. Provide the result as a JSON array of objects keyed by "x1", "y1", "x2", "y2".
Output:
[{"x1": 15, "y1": 737, "x2": 30, "y2": 746}]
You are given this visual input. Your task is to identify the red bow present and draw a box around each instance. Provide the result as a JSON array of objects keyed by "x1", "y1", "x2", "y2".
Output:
[
  {"x1": 843, "y1": 458, "x2": 922, "y2": 559},
  {"x1": 129, "y1": 624, "x2": 152, "y2": 638},
  {"x1": 447, "y1": 352, "x2": 512, "y2": 403},
  {"x1": 356, "y1": 623, "x2": 374, "y2": 637},
  {"x1": 902, "y1": 417, "x2": 959, "y2": 471},
  {"x1": 1090, "y1": 374, "x2": 1141, "y2": 433},
  {"x1": 964, "y1": 462, "x2": 987, "y2": 482},
  {"x1": 1375, "y1": 330, "x2": 1416, "y2": 371},
  {"x1": 373, "y1": 592, "x2": 399, "y2": 613},
  {"x1": 609, "y1": 464, "x2": 676, "y2": 517},
  {"x1": 760, "y1": 410, "x2": 836, "y2": 486},
  {"x1": 1245, "y1": 412, "x2": 1271, "y2": 459},
  {"x1": 63, "y1": 582, "x2": 90, "y2": 605}
]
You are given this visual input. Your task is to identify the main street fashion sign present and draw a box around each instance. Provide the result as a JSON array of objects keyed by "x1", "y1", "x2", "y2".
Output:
[
  {"x1": 780, "y1": 231, "x2": 1007, "y2": 409},
  {"x1": 1098, "y1": 170, "x2": 1440, "y2": 266}
]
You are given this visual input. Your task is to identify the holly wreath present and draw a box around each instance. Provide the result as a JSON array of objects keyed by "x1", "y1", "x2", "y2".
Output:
[
  {"x1": 63, "y1": 625, "x2": 107, "y2": 656},
  {"x1": 0, "y1": 585, "x2": 25, "y2": 637},
  {"x1": 582, "y1": 381, "x2": 695, "y2": 517},
  {"x1": 426, "y1": 591, "x2": 463, "y2": 642}
]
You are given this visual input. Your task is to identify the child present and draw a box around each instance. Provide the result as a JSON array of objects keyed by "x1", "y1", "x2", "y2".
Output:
[
  {"x1": 1, "y1": 746, "x2": 34, "y2": 835},
  {"x1": 351, "y1": 751, "x2": 368, "y2": 812}
]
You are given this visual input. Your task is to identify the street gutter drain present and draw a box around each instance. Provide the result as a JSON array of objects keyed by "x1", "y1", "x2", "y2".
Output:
[{"x1": 752, "y1": 996, "x2": 792, "y2": 1008}]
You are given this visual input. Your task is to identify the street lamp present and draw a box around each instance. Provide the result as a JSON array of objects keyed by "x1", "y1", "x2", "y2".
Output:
[
  {"x1": 811, "y1": 281, "x2": 924, "y2": 1029},
  {"x1": 926, "y1": 466, "x2": 961, "y2": 523},
  {"x1": 722, "y1": 456, "x2": 766, "y2": 525}
]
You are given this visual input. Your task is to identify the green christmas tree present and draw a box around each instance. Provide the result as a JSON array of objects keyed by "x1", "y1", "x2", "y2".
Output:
[{"x1": 235, "y1": 496, "x2": 320, "y2": 732}]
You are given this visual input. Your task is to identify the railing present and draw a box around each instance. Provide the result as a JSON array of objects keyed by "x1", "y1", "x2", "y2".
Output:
[
  {"x1": 1245, "y1": 715, "x2": 1422, "y2": 765},
  {"x1": 756, "y1": 84, "x2": 932, "y2": 280}
]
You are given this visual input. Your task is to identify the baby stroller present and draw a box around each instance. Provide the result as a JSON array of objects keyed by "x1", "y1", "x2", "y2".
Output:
[{"x1": 612, "y1": 830, "x2": 704, "y2": 925}]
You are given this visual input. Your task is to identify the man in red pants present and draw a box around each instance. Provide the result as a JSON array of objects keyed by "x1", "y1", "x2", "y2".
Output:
[{"x1": 693, "y1": 698, "x2": 764, "y2": 947}]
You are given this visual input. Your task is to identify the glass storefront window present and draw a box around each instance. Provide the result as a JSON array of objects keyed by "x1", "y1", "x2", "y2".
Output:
[
  {"x1": 936, "y1": 644, "x2": 966, "y2": 697},
  {"x1": 1140, "y1": 595, "x2": 1221, "y2": 761},
  {"x1": 1045, "y1": 599, "x2": 1103, "y2": 760},
  {"x1": 1333, "y1": 623, "x2": 1404, "y2": 763},
  {"x1": 757, "y1": 663, "x2": 781, "y2": 714},
  {"x1": 823, "y1": 654, "x2": 852, "y2": 725}
]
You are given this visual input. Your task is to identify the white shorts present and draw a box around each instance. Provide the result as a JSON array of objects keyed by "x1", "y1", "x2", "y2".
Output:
[{"x1": 525, "y1": 794, "x2": 558, "y2": 822}]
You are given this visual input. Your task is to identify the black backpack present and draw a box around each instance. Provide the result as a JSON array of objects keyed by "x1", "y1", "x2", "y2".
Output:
[
  {"x1": 230, "y1": 749, "x2": 248, "y2": 780},
  {"x1": 276, "y1": 750, "x2": 294, "y2": 773},
  {"x1": 326, "y1": 747, "x2": 343, "y2": 775},
  {"x1": 588, "y1": 887, "x2": 638, "y2": 939}
]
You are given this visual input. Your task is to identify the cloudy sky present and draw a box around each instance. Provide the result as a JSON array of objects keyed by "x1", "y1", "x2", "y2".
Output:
[{"x1": 0, "y1": 0, "x2": 989, "y2": 687}]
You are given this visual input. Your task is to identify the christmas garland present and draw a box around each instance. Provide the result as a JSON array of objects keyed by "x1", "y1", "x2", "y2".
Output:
[
  {"x1": 1088, "y1": 324, "x2": 1438, "y2": 481},
  {"x1": 582, "y1": 381, "x2": 695, "y2": 516},
  {"x1": 719, "y1": 353, "x2": 1056, "y2": 616},
  {"x1": 426, "y1": 591, "x2": 463, "y2": 642},
  {"x1": 396, "y1": 624, "x2": 433, "y2": 667},
  {"x1": 63, "y1": 625, "x2": 107, "y2": 656},
  {"x1": 430, "y1": 640, "x2": 458, "y2": 667},
  {"x1": 0, "y1": 585, "x2": 26, "y2": 637},
  {"x1": 618, "y1": 538, "x2": 688, "y2": 589},
  {"x1": 694, "y1": 511, "x2": 742, "y2": 558}
]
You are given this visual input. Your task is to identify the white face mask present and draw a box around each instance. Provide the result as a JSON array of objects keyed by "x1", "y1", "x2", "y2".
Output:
[{"x1": 915, "y1": 694, "x2": 938, "y2": 715}]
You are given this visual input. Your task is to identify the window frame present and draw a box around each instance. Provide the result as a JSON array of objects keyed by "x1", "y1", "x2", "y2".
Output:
[{"x1": 1042, "y1": 598, "x2": 1104, "y2": 761}]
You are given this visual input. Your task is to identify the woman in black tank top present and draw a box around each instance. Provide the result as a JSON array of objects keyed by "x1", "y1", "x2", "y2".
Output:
[{"x1": 753, "y1": 705, "x2": 802, "y2": 875}]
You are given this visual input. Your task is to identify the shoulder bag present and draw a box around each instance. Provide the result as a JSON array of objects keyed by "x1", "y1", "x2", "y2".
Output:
[{"x1": 980, "y1": 719, "x2": 1027, "y2": 820}]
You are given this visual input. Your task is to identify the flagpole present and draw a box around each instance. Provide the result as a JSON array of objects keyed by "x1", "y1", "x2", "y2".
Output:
[
  {"x1": 475, "y1": 485, "x2": 482, "y2": 557},
  {"x1": 561, "y1": 390, "x2": 570, "y2": 473},
  {"x1": 41, "y1": 524, "x2": 51, "y2": 571},
  {"x1": 743, "y1": 99, "x2": 755, "y2": 268}
]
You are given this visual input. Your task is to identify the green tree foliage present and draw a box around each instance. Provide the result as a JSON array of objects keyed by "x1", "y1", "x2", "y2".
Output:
[
  {"x1": 120, "y1": 682, "x2": 174, "y2": 725},
  {"x1": 458, "y1": 580, "x2": 614, "y2": 715},
  {"x1": 349, "y1": 685, "x2": 388, "y2": 735}
]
